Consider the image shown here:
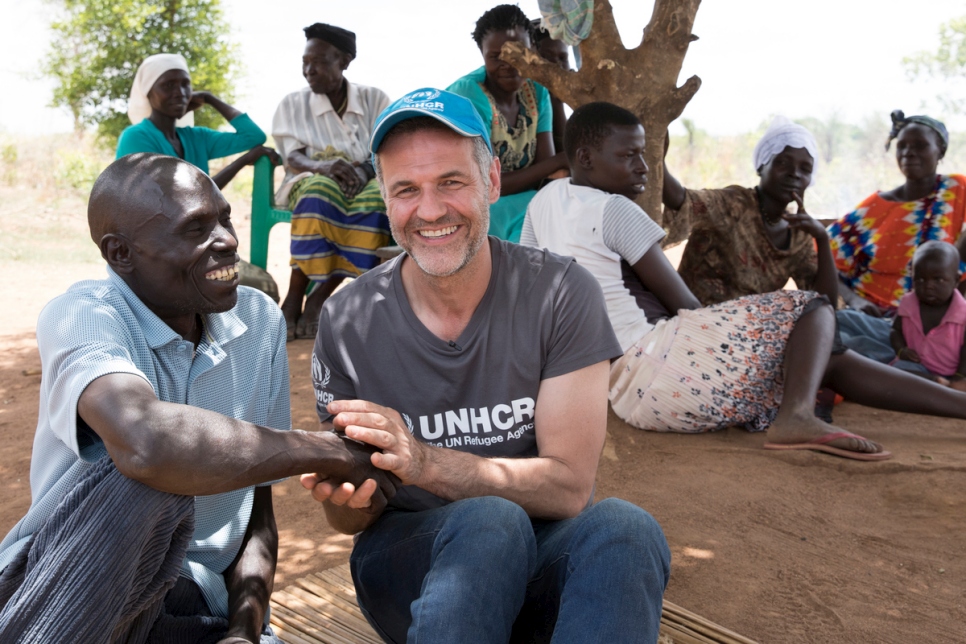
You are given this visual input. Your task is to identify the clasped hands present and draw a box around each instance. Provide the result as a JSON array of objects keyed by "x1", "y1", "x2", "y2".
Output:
[
  {"x1": 316, "y1": 158, "x2": 369, "y2": 199},
  {"x1": 301, "y1": 400, "x2": 428, "y2": 513}
]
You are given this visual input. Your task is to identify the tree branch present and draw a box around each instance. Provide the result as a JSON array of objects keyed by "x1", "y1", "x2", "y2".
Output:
[{"x1": 501, "y1": 0, "x2": 703, "y2": 238}]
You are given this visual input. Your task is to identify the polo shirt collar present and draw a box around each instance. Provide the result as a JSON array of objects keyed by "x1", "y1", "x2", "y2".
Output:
[{"x1": 106, "y1": 266, "x2": 248, "y2": 350}]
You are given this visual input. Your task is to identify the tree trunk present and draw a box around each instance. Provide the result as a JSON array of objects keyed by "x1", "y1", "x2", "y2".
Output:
[{"x1": 500, "y1": 0, "x2": 701, "y2": 245}]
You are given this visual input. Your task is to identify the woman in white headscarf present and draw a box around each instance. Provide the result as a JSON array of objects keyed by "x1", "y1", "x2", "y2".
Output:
[
  {"x1": 116, "y1": 53, "x2": 277, "y2": 189},
  {"x1": 660, "y1": 116, "x2": 836, "y2": 307}
]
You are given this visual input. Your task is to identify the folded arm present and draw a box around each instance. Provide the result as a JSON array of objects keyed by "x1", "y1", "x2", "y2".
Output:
[{"x1": 306, "y1": 360, "x2": 611, "y2": 533}]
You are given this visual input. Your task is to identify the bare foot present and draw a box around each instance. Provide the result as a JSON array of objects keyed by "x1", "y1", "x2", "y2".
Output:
[
  {"x1": 294, "y1": 287, "x2": 329, "y2": 340},
  {"x1": 766, "y1": 412, "x2": 884, "y2": 456},
  {"x1": 280, "y1": 298, "x2": 302, "y2": 342}
]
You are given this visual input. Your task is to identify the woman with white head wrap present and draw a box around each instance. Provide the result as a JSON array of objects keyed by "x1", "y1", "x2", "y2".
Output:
[
  {"x1": 116, "y1": 53, "x2": 277, "y2": 189},
  {"x1": 660, "y1": 115, "x2": 837, "y2": 308}
]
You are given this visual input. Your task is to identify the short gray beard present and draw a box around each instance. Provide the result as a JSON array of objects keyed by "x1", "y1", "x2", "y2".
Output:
[{"x1": 391, "y1": 201, "x2": 490, "y2": 278}]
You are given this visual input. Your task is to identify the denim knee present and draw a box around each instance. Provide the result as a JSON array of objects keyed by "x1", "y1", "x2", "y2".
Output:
[
  {"x1": 438, "y1": 497, "x2": 536, "y2": 561},
  {"x1": 578, "y1": 500, "x2": 669, "y2": 568}
]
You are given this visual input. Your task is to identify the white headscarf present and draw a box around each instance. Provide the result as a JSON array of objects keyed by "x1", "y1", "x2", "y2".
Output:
[
  {"x1": 127, "y1": 53, "x2": 194, "y2": 126},
  {"x1": 752, "y1": 116, "x2": 819, "y2": 186}
]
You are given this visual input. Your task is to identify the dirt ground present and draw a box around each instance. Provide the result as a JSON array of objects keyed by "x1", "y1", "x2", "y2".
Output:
[{"x1": 1, "y1": 179, "x2": 965, "y2": 643}]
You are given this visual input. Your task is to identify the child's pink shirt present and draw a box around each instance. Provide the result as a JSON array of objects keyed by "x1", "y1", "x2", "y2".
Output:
[{"x1": 897, "y1": 289, "x2": 966, "y2": 376}]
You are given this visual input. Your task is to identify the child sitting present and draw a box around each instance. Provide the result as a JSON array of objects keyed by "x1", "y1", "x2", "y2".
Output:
[{"x1": 890, "y1": 241, "x2": 966, "y2": 390}]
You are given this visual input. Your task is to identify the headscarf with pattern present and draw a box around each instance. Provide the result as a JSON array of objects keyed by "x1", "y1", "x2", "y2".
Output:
[{"x1": 886, "y1": 110, "x2": 948, "y2": 156}]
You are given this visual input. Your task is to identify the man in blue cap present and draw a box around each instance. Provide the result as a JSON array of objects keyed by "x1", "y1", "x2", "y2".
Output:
[{"x1": 301, "y1": 88, "x2": 671, "y2": 643}]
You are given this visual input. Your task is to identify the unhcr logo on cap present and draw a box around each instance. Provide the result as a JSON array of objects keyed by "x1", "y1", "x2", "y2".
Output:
[
  {"x1": 402, "y1": 89, "x2": 441, "y2": 103},
  {"x1": 369, "y1": 87, "x2": 492, "y2": 158},
  {"x1": 401, "y1": 88, "x2": 445, "y2": 112}
]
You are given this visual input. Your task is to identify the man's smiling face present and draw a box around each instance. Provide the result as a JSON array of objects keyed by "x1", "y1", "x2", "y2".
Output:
[
  {"x1": 378, "y1": 126, "x2": 499, "y2": 278},
  {"x1": 124, "y1": 162, "x2": 241, "y2": 319}
]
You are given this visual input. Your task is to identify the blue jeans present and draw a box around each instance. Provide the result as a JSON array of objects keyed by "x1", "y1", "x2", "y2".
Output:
[
  {"x1": 836, "y1": 309, "x2": 896, "y2": 363},
  {"x1": 350, "y1": 496, "x2": 670, "y2": 644}
]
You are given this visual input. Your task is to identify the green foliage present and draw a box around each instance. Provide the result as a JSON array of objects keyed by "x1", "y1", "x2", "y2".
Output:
[
  {"x1": 1, "y1": 144, "x2": 17, "y2": 185},
  {"x1": 904, "y1": 16, "x2": 966, "y2": 114},
  {"x1": 43, "y1": 0, "x2": 239, "y2": 144},
  {"x1": 55, "y1": 149, "x2": 102, "y2": 192}
]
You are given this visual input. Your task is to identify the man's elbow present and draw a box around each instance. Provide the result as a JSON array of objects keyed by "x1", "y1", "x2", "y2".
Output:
[
  {"x1": 101, "y1": 418, "x2": 171, "y2": 485},
  {"x1": 542, "y1": 484, "x2": 595, "y2": 521},
  {"x1": 107, "y1": 443, "x2": 165, "y2": 484}
]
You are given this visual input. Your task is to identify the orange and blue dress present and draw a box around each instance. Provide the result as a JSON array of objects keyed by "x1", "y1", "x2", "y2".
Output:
[{"x1": 828, "y1": 174, "x2": 966, "y2": 312}]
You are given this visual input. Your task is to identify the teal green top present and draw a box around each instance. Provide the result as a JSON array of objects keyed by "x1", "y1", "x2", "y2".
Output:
[
  {"x1": 446, "y1": 67, "x2": 553, "y2": 142},
  {"x1": 115, "y1": 113, "x2": 266, "y2": 175},
  {"x1": 447, "y1": 67, "x2": 552, "y2": 243}
]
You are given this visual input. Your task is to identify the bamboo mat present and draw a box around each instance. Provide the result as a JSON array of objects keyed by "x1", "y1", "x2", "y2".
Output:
[{"x1": 270, "y1": 563, "x2": 758, "y2": 644}]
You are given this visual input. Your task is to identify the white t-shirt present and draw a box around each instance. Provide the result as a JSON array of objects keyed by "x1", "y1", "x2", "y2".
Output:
[{"x1": 521, "y1": 179, "x2": 666, "y2": 352}]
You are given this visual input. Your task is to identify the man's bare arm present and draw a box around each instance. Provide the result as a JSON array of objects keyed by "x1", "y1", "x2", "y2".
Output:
[
  {"x1": 308, "y1": 360, "x2": 611, "y2": 527},
  {"x1": 78, "y1": 372, "x2": 398, "y2": 499}
]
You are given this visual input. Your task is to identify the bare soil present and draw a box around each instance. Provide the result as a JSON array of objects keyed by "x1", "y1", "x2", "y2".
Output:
[{"x1": 1, "y1": 177, "x2": 964, "y2": 643}]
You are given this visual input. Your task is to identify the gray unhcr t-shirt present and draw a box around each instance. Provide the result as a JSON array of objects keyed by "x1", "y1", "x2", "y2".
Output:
[{"x1": 312, "y1": 238, "x2": 622, "y2": 511}]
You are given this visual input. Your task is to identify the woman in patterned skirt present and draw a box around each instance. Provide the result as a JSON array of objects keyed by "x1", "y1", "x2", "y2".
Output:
[
  {"x1": 447, "y1": 4, "x2": 569, "y2": 242},
  {"x1": 272, "y1": 23, "x2": 391, "y2": 340}
]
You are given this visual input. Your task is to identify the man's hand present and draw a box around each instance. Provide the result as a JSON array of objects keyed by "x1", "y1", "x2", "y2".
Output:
[
  {"x1": 301, "y1": 432, "x2": 400, "y2": 514},
  {"x1": 328, "y1": 399, "x2": 429, "y2": 485},
  {"x1": 950, "y1": 378, "x2": 966, "y2": 393},
  {"x1": 784, "y1": 192, "x2": 828, "y2": 242}
]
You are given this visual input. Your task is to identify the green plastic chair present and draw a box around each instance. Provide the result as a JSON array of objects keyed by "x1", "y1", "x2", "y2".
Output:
[{"x1": 250, "y1": 156, "x2": 291, "y2": 269}]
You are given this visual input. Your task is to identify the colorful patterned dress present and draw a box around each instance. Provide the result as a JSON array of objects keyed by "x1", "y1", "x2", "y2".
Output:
[
  {"x1": 447, "y1": 67, "x2": 553, "y2": 242},
  {"x1": 828, "y1": 174, "x2": 966, "y2": 312}
]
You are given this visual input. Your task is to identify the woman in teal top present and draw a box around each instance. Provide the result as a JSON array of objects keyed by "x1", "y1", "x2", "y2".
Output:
[
  {"x1": 116, "y1": 53, "x2": 277, "y2": 189},
  {"x1": 447, "y1": 5, "x2": 568, "y2": 242}
]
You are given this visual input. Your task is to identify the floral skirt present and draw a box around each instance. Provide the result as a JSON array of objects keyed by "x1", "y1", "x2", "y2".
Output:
[{"x1": 609, "y1": 290, "x2": 821, "y2": 433}]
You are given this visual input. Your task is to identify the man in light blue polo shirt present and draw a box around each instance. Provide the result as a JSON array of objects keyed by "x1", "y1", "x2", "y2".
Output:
[{"x1": 0, "y1": 153, "x2": 397, "y2": 643}]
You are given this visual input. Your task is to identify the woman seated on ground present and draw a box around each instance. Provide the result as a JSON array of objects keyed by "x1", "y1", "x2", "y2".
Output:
[
  {"x1": 522, "y1": 102, "x2": 966, "y2": 462},
  {"x1": 828, "y1": 111, "x2": 966, "y2": 362},
  {"x1": 662, "y1": 116, "x2": 836, "y2": 307},
  {"x1": 117, "y1": 53, "x2": 277, "y2": 190},
  {"x1": 530, "y1": 19, "x2": 571, "y2": 153},
  {"x1": 272, "y1": 23, "x2": 391, "y2": 340},
  {"x1": 447, "y1": 4, "x2": 569, "y2": 242}
]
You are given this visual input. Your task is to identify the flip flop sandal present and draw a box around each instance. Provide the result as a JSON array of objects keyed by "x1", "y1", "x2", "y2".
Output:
[{"x1": 763, "y1": 431, "x2": 892, "y2": 461}]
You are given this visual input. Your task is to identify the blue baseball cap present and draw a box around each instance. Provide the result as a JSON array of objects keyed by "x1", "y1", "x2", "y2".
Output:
[{"x1": 369, "y1": 87, "x2": 491, "y2": 162}]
